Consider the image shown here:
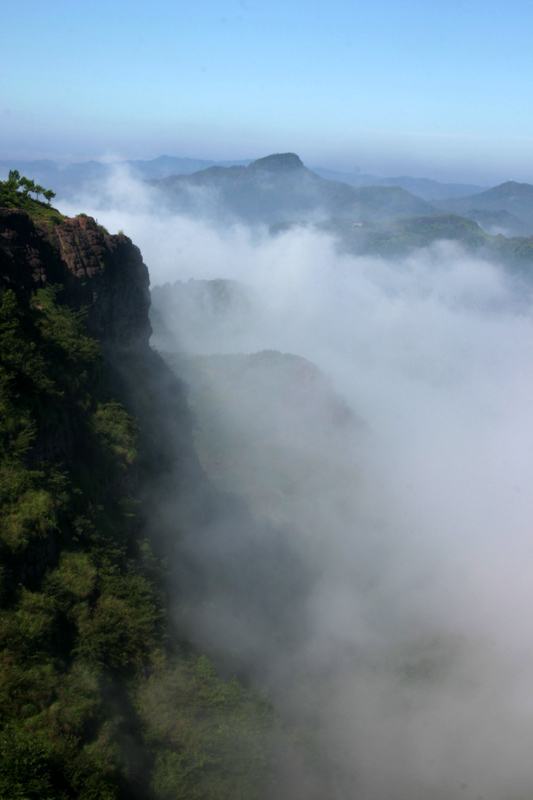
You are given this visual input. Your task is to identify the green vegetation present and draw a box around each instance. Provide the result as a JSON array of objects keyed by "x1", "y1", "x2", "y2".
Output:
[
  {"x1": 0, "y1": 282, "x2": 286, "y2": 798},
  {"x1": 138, "y1": 655, "x2": 278, "y2": 800},
  {"x1": 6, "y1": 169, "x2": 56, "y2": 205},
  {"x1": 317, "y1": 213, "x2": 490, "y2": 257},
  {"x1": 0, "y1": 172, "x2": 64, "y2": 226},
  {"x1": 314, "y1": 213, "x2": 533, "y2": 276}
]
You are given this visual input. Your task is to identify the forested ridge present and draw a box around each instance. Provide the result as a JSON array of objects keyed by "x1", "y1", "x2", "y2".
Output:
[{"x1": 0, "y1": 183, "x2": 315, "y2": 800}]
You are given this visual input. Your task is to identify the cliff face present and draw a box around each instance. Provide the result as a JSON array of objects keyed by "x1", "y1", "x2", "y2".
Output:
[
  {"x1": 0, "y1": 209, "x2": 166, "y2": 584},
  {"x1": 0, "y1": 209, "x2": 151, "y2": 354},
  {"x1": 0, "y1": 201, "x2": 321, "y2": 800}
]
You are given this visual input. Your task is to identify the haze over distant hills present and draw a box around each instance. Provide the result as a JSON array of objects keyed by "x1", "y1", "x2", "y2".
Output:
[
  {"x1": 3, "y1": 151, "x2": 533, "y2": 236},
  {"x1": 0, "y1": 156, "x2": 254, "y2": 198},
  {"x1": 4, "y1": 146, "x2": 533, "y2": 799},
  {"x1": 0, "y1": 153, "x2": 487, "y2": 203},
  {"x1": 436, "y1": 181, "x2": 533, "y2": 235},
  {"x1": 308, "y1": 214, "x2": 533, "y2": 276},
  {"x1": 312, "y1": 167, "x2": 487, "y2": 202},
  {"x1": 148, "y1": 152, "x2": 437, "y2": 225}
]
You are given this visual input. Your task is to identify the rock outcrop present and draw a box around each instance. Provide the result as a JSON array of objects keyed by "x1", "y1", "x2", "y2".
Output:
[
  {"x1": 0, "y1": 209, "x2": 160, "y2": 580},
  {"x1": 0, "y1": 209, "x2": 151, "y2": 354}
]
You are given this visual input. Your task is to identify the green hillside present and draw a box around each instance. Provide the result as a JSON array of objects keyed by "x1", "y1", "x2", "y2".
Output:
[
  {"x1": 299, "y1": 213, "x2": 533, "y2": 276},
  {"x1": 0, "y1": 170, "x2": 65, "y2": 228},
  {"x1": 0, "y1": 284, "x2": 290, "y2": 800}
]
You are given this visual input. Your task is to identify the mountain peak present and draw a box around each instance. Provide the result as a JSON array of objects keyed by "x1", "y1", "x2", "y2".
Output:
[{"x1": 248, "y1": 153, "x2": 304, "y2": 172}]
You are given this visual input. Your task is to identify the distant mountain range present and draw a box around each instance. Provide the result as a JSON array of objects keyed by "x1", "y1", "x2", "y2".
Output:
[
  {"x1": 0, "y1": 153, "x2": 487, "y2": 203},
  {"x1": 2, "y1": 153, "x2": 533, "y2": 235},
  {"x1": 0, "y1": 156, "x2": 254, "y2": 197},
  {"x1": 311, "y1": 167, "x2": 486, "y2": 201},
  {"x1": 148, "y1": 153, "x2": 437, "y2": 225}
]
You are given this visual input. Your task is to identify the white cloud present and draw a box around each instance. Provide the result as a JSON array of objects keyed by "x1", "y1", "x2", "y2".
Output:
[{"x1": 64, "y1": 168, "x2": 533, "y2": 797}]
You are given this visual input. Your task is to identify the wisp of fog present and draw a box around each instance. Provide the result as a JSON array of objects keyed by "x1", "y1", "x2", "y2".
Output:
[{"x1": 62, "y1": 168, "x2": 533, "y2": 800}]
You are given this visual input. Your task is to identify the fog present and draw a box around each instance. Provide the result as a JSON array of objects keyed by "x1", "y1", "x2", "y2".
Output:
[{"x1": 62, "y1": 169, "x2": 533, "y2": 799}]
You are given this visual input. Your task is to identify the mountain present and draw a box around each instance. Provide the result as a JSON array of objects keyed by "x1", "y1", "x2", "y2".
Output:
[
  {"x1": 311, "y1": 167, "x2": 487, "y2": 202},
  {"x1": 149, "y1": 152, "x2": 438, "y2": 224},
  {"x1": 6, "y1": 174, "x2": 531, "y2": 799},
  {"x1": 0, "y1": 156, "x2": 491, "y2": 207},
  {"x1": 150, "y1": 278, "x2": 361, "y2": 521},
  {"x1": 0, "y1": 184, "x2": 326, "y2": 799},
  {"x1": 438, "y1": 180, "x2": 533, "y2": 234},
  {"x1": 313, "y1": 213, "x2": 490, "y2": 256}
]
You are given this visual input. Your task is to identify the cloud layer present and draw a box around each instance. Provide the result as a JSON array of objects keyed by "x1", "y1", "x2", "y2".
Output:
[{"x1": 63, "y1": 168, "x2": 533, "y2": 798}]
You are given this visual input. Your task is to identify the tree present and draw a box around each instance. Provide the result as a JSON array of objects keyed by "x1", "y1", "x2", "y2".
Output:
[
  {"x1": 33, "y1": 184, "x2": 45, "y2": 201},
  {"x1": 3, "y1": 172, "x2": 57, "y2": 208},
  {"x1": 4, "y1": 173, "x2": 56, "y2": 205},
  {"x1": 7, "y1": 169, "x2": 20, "y2": 187},
  {"x1": 18, "y1": 177, "x2": 35, "y2": 197}
]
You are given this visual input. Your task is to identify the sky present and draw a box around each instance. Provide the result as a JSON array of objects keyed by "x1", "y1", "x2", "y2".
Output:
[{"x1": 2, "y1": 0, "x2": 533, "y2": 183}]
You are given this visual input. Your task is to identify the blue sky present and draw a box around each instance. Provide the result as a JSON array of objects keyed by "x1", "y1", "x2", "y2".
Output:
[{"x1": 2, "y1": 0, "x2": 533, "y2": 183}]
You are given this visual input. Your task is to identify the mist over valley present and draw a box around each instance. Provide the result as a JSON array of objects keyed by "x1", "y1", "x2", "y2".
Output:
[
  {"x1": 3, "y1": 147, "x2": 533, "y2": 799},
  {"x1": 69, "y1": 155, "x2": 533, "y2": 796}
]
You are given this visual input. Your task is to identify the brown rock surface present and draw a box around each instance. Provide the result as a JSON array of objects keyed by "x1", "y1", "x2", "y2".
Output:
[{"x1": 0, "y1": 209, "x2": 152, "y2": 353}]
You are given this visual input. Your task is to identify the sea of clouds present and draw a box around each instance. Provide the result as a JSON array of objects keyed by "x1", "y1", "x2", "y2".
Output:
[{"x1": 62, "y1": 167, "x2": 533, "y2": 799}]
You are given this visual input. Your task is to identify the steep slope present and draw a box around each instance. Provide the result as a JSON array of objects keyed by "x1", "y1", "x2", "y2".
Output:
[
  {"x1": 149, "y1": 152, "x2": 437, "y2": 224},
  {"x1": 0, "y1": 192, "x2": 324, "y2": 799},
  {"x1": 0, "y1": 210, "x2": 151, "y2": 353}
]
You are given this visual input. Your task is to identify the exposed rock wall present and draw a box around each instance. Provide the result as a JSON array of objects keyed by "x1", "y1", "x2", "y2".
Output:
[
  {"x1": 0, "y1": 209, "x2": 157, "y2": 584},
  {"x1": 0, "y1": 209, "x2": 152, "y2": 354},
  {"x1": 50, "y1": 216, "x2": 152, "y2": 353}
]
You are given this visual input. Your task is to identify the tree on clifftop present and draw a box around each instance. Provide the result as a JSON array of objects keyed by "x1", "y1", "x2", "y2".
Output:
[{"x1": 6, "y1": 170, "x2": 56, "y2": 205}]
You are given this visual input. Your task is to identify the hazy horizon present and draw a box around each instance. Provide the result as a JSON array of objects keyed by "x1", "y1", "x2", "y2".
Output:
[
  {"x1": 4, "y1": 0, "x2": 533, "y2": 186},
  {"x1": 0, "y1": 143, "x2": 530, "y2": 189}
]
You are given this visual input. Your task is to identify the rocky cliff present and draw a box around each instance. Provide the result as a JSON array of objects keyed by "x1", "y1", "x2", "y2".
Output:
[
  {"x1": 0, "y1": 199, "x2": 326, "y2": 799},
  {"x1": 0, "y1": 204, "x2": 303, "y2": 638},
  {"x1": 0, "y1": 209, "x2": 151, "y2": 354}
]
